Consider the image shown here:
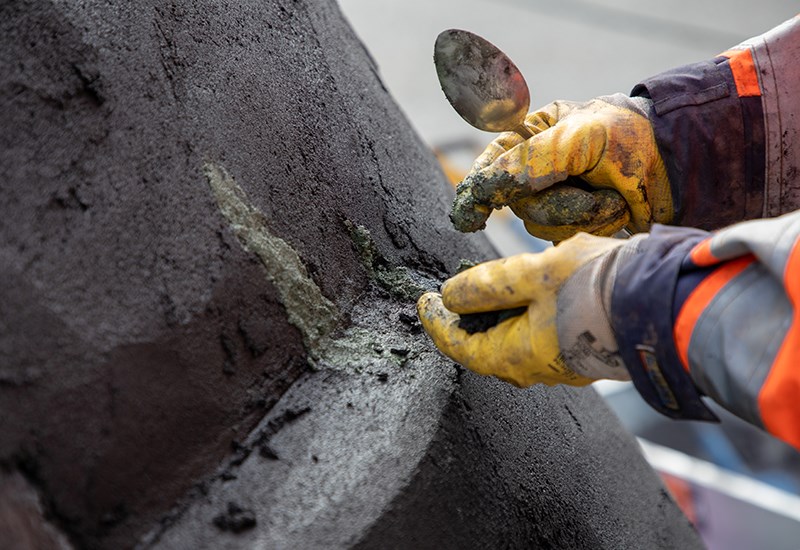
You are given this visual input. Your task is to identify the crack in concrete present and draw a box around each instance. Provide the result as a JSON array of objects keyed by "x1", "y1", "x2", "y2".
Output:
[{"x1": 344, "y1": 220, "x2": 440, "y2": 302}]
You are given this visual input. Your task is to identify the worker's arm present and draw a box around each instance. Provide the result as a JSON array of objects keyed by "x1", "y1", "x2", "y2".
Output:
[
  {"x1": 613, "y1": 211, "x2": 800, "y2": 450},
  {"x1": 632, "y1": 15, "x2": 800, "y2": 229},
  {"x1": 453, "y1": 16, "x2": 800, "y2": 240},
  {"x1": 419, "y1": 211, "x2": 800, "y2": 450}
]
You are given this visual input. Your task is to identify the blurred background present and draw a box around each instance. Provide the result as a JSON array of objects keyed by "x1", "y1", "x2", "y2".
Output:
[{"x1": 338, "y1": 1, "x2": 800, "y2": 548}]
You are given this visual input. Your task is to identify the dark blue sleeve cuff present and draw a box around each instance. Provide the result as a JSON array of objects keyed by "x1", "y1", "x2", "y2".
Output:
[
  {"x1": 611, "y1": 225, "x2": 719, "y2": 422},
  {"x1": 632, "y1": 58, "x2": 765, "y2": 230}
]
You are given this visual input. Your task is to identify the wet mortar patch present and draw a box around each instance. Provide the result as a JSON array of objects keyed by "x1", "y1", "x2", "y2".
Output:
[
  {"x1": 344, "y1": 219, "x2": 439, "y2": 302},
  {"x1": 204, "y1": 161, "x2": 339, "y2": 355}
]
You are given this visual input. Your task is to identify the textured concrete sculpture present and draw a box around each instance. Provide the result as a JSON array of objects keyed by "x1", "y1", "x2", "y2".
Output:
[{"x1": 0, "y1": 1, "x2": 701, "y2": 548}]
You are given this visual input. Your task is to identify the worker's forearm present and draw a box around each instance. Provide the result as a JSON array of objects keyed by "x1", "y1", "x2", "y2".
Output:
[
  {"x1": 611, "y1": 212, "x2": 800, "y2": 450},
  {"x1": 631, "y1": 16, "x2": 800, "y2": 229}
]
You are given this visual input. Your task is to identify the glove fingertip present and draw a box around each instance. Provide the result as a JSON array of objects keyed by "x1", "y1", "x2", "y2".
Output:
[{"x1": 416, "y1": 291, "x2": 441, "y2": 318}]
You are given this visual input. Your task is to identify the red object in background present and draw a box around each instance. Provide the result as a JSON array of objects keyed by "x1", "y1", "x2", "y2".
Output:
[{"x1": 660, "y1": 471, "x2": 697, "y2": 526}]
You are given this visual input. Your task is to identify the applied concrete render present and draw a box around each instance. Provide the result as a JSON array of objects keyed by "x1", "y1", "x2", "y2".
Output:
[{"x1": 0, "y1": 1, "x2": 701, "y2": 548}]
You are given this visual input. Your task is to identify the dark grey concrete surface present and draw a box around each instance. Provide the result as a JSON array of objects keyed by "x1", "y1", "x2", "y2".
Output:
[{"x1": 1, "y1": 1, "x2": 701, "y2": 548}]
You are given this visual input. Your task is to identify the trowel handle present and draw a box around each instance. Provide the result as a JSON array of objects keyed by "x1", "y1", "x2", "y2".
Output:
[{"x1": 514, "y1": 123, "x2": 534, "y2": 140}]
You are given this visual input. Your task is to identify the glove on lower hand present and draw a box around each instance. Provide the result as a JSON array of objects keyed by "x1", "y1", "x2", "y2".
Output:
[
  {"x1": 450, "y1": 94, "x2": 673, "y2": 241},
  {"x1": 417, "y1": 233, "x2": 641, "y2": 387}
]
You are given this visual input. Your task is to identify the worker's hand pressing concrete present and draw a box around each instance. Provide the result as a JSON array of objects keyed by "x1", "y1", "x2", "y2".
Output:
[
  {"x1": 450, "y1": 94, "x2": 673, "y2": 241},
  {"x1": 417, "y1": 233, "x2": 639, "y2": 387}
]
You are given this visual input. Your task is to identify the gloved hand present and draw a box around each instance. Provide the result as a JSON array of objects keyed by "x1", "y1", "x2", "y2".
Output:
[
  {"x1": 450, "y1": 94, "x2": 673, "y2": 241},
  {"x1": 417, "y1": 233, "x2": 638, "y2": 387}
]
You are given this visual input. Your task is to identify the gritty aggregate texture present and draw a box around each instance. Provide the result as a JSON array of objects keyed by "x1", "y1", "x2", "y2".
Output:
[{"x1": 1, "y1": 1, "x2": 701, "y2": 548}]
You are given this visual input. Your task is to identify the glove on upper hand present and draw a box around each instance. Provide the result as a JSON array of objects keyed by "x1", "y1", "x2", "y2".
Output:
[
  {"x1": 417, "y1": 233, "x2": 639, "y2": 387},
  {"x1": 450, "y1": 94, "x2": 673, "y2": 241}
]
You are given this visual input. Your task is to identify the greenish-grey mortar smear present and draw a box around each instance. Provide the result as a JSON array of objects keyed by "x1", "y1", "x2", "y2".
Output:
[
  {"x1": 344, "y1": 220, "x2": 436, "y2": 302},
  {"x1": 203, "y1": 162, "x2": 339, "y2": 355},
  {"x1": 203, "y1": 161, "x2": 442, "y2": 375},
  {"x1": 456, "y1": 259, "x2": 479, "y2": 273}
]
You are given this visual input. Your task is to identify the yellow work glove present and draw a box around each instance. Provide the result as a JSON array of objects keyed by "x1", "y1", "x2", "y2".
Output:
[
  {"x1": 450, "y1": 94, "x2": 673, "y2": 242},
  {"x1": 417, "y1": 233, "x2": 637, "y2": 387}
]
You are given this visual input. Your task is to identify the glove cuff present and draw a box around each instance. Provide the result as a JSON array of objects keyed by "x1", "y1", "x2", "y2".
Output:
[
  {"x1": 556, "y1": 236, "x2": 646, "y2": 380},
  {"x1": 597, "y1": 92, "x2": 654, "y2": 119}
]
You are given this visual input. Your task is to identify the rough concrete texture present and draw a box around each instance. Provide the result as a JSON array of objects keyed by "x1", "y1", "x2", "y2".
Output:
[
  {"x1": 0, "y1": 471, "x2": 72, "y2": 550},
  {"x1": 0, "y1": 1, "x2": 702, "y2": 548}
]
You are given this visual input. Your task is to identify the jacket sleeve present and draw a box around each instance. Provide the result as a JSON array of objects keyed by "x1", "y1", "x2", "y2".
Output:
[
  {"x1": 631, "y1": 16, "x2": 800, "y2": 230},
  {"x1": 611, "y1": 211, "x2": 800, "y2": 451}
]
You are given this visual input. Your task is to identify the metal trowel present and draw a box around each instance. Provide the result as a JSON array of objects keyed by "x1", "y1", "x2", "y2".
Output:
[{"x1": 434, "y1": 29, "x2": 534, "y2": 139}]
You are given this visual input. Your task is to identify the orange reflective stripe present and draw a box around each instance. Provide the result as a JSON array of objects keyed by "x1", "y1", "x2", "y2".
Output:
[
  {"x1": 674, "y1": 256, "x2": 755, "y2": 372},
  {"x1": 689, "y1": 238, "x2": 718, "y2": 267},
  {"x1": 720, "y1": 48, "x2": 761, "y2": 97},
  {"x1": 759, "y1": 240, "x2": 800, "y2": 450}
]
